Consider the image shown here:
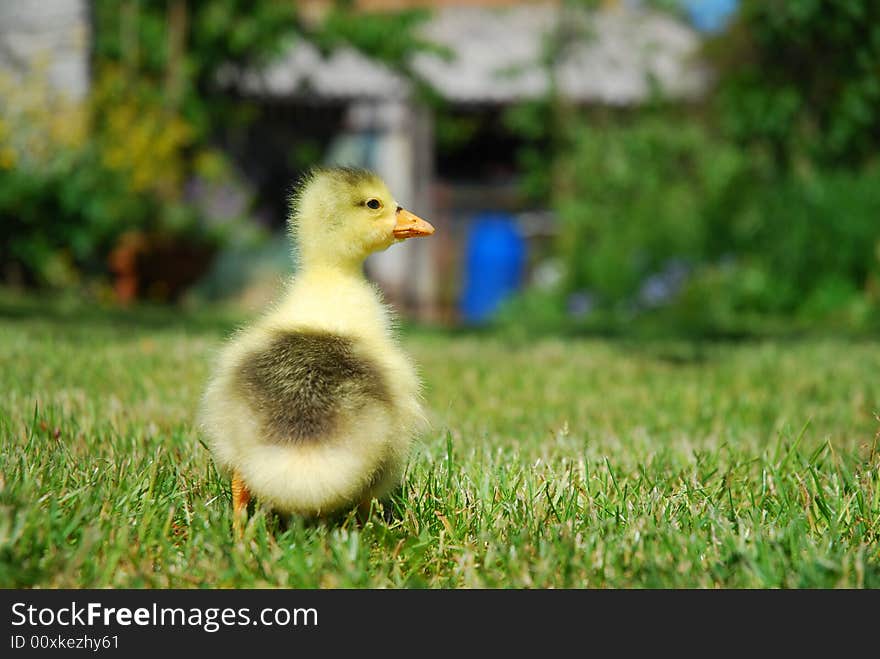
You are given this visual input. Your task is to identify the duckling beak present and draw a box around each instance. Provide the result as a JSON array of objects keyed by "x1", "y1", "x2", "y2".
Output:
[{"x1": 393, "y1": 208, "x2": 435, "y2": 239}]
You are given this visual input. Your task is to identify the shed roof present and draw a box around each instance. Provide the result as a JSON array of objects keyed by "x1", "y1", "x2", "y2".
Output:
[{"x1": 221, "y1": 3, "x2": 707, "y2": 105}]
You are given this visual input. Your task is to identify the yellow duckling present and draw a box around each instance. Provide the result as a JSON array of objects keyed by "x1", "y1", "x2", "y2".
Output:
[{"x1": 199, "y1": 167, "x2": 434, "y2": 527}]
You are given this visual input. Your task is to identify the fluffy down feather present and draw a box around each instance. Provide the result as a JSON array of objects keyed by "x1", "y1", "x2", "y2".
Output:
[{"x1": 199, "y1": 167, "x2": 430, "y2": 517}]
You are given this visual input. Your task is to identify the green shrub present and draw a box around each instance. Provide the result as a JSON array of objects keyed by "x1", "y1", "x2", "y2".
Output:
[
  {"x1": 707, "y1": 0, "x2": 880, "y2": 170},
  {"x1": 0, "y1": 62, "x2": 262, "y2": 292},
  {"x1": 515, "y1": 115, "x2": 880, "y2": 335},
  {"x1": 0, "y1": 151, "x2": 144, "y2": 286},
  {"x1": 701, "y1": 168, "x2": 880, "y2": 319},
  {"x1": 558, "y1": 116, "x2": 744, "y2": 303}
]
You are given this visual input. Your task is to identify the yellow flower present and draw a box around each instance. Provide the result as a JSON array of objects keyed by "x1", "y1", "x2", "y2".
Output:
[{"x1": 0, "y1": 146, "x2": 16, "y2": 169}]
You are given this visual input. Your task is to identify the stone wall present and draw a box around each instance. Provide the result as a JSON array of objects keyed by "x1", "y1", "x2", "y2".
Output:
[{"x1": 0, "y1": 0, "x2": 90, "y2": 100}]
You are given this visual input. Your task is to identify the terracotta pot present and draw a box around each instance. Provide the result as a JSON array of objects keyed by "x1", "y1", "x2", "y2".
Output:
[{"x1": 108, "y1": 231, "x2": 216, "y2": 303}]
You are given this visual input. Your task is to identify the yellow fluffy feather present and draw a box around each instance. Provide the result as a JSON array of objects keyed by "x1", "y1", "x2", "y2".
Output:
[{"x1": 199, "y1": 167, "x2": 433, "y2": 522}]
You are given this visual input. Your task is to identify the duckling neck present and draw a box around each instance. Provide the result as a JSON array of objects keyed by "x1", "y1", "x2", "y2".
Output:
[
  {"x1": 293, "y1": 251, "x2": 377, "y2": 305},
  {"x1": 284, "y1": 252, "x2": 392, "y2": 339},
  {"x1": 298, "y1": 253, "x2": 366, "y2": 280}
]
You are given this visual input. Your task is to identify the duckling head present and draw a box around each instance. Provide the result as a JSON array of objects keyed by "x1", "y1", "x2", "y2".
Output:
[{"x1": 290, "y1": 167, "x2": 434, "y2": 270}]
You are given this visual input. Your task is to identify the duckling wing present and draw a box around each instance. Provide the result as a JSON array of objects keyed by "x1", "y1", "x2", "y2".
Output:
[{"x1": 233, "y1": 329, "x2": 391, "y2": 444}]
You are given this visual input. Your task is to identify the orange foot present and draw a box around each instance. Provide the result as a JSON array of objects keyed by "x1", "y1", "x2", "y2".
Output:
[{"x1": 232, "y1": 471, "x2": 250, "y2": 537}]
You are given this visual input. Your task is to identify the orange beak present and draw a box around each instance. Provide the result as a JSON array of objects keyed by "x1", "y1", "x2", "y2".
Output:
[{"x1": 393, "y1": 208, "x2": 435, "y2": 240}]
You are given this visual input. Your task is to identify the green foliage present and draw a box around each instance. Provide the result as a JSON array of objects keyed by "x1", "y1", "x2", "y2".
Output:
[
  {"x1": 503, "y1": 100, "x2": 557, "y2": 202},
  {"x1": 0, "y1": 66, "x2": 235, "y2": 289},
  {"x1": 707, "y1": 0, "x2": 880, "y2": 170},
  {"x1": 310, "y1": 4, "x2": 450, "y2": 108},
  {"x1": 314, "y1": 5, "x2": 444, "y2": 73},
  {"x1": 702, "y1": 168, "x2": 880, "y2": 316},
  {"x1": 499, "y1": 1, "x2": 880, "y2": 334},
  {"x1": 558, "y1": 116, "x2": 744, "y2": 302},
  {"x1": 508, "y1": 113, "x2": 880, "y2": 334},
  {"x1": 0, "y1": 147, "x2": 152, "y2": 286},
  {"x1": 0, "y1": 1, "x2": 301, "y2": 290},
  {"x1": 91, "y1": 0, "x2": 300, "y2": 139},
  {"x1": 434, "y1": 112, "x2": 482, "y2": 152}
]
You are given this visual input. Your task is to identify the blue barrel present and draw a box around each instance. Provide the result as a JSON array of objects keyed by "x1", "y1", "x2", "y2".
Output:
[
  {"x1": 459, "y1": 212, "x2": 526, "y2": 323},
  {"x1": 684, "y1": 0, "x2": 738, "y2": 33}
]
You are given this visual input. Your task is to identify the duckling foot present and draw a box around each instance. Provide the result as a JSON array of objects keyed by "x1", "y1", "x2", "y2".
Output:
[{"x1": 231, "y1": 471, "x2": 250, "y2": 537}]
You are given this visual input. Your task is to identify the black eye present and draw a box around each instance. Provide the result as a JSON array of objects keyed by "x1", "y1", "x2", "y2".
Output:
[{"x1": 366, "y1": 199, "x2": 381, "y2": 210}]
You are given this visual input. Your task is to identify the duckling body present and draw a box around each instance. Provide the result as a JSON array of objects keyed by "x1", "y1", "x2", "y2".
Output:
[{"x1": 199, "y1": 168, "x2": 433, "y2": 519}]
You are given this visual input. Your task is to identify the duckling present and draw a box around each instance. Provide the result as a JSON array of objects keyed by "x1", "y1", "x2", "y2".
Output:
[{"x1": 199, "y1": 167, "x2": 434, "y2": 528}]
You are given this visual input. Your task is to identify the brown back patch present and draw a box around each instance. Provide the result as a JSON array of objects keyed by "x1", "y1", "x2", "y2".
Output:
[{"x1": 235, "y1": 330, "x2": 390, "y2": 444}]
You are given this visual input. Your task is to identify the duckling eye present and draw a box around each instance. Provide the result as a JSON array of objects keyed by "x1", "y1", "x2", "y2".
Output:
[{"x1": 365, "y1": 199, "x2": 382, "y2": 210}]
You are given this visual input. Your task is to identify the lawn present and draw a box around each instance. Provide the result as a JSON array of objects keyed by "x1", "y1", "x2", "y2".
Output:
[{"x1": 1, "y1": 292, "x2": 878, "y2": 588}]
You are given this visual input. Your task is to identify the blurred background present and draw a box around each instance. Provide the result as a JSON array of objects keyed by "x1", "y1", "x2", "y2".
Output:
[{"x1": 1, "y1": 0, "x2": 878, "y2": 336}]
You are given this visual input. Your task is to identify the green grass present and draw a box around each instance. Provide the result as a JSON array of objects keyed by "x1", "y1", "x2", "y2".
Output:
[{"x1": 1, "y1": 291, "x2": 879, "y2": 588}]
